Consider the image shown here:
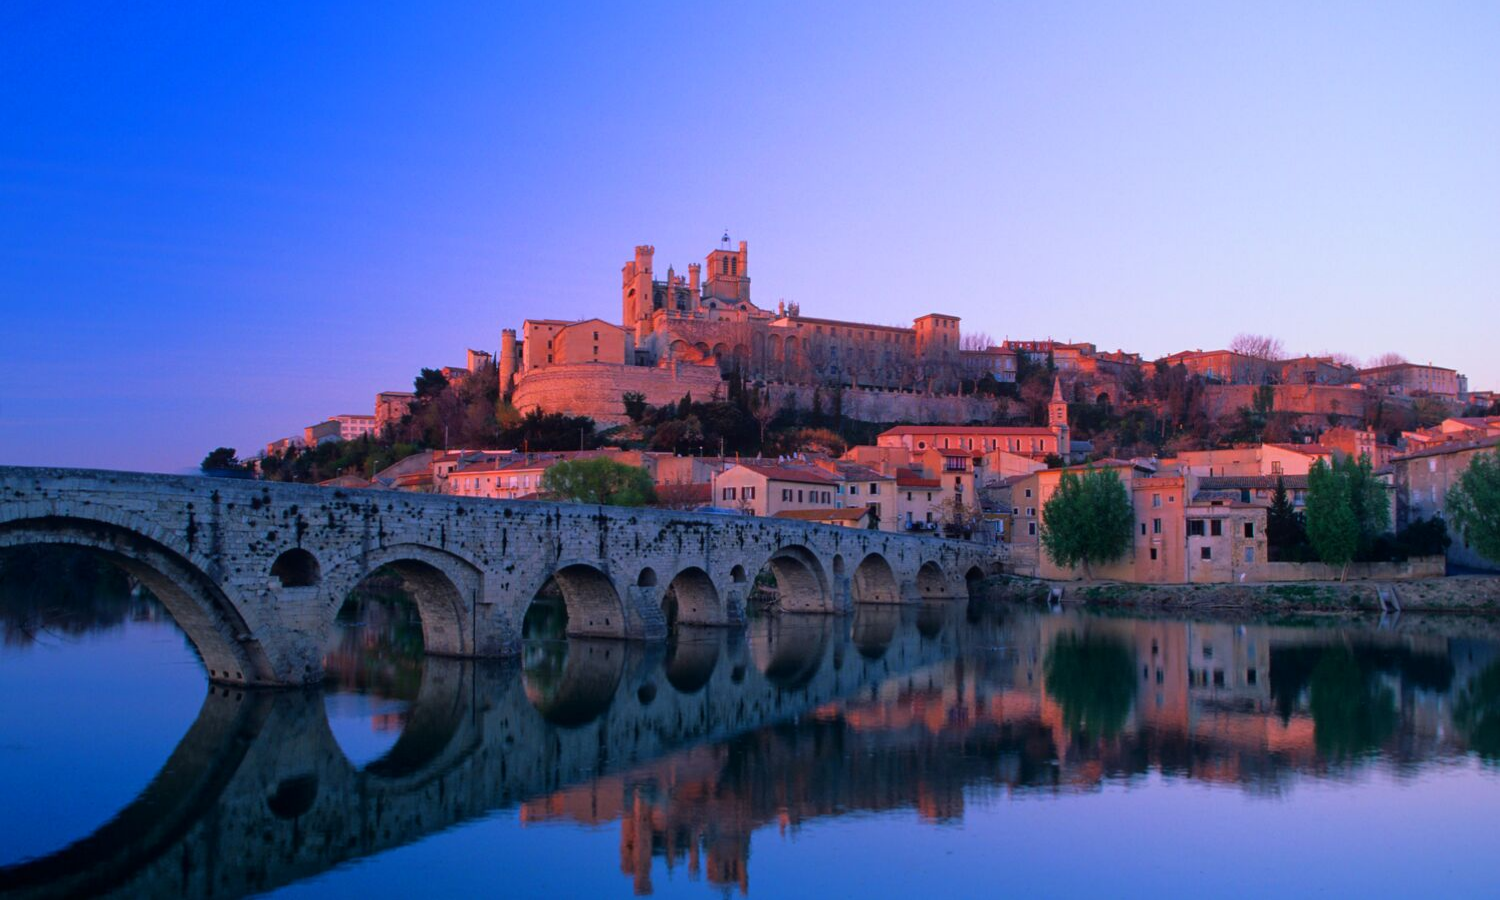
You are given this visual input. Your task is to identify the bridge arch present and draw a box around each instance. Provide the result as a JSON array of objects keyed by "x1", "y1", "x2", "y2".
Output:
[
  {"x1": 661, "y1": 566, "x2": 722, "y2": 629},
  {"x1": 0, "y1": 514, "x2": 275, "y2": 685},
  {"x1": 549, "y1": 562, "x2": 628, "y2": 638},
  {"x1": 916, "y1": 560, "x2": 949, "y2": 599},
  {"x1": 851, "y1": 552, "x2": 901, "y2": 604},
  {"x1": 523, "y1": 638, "x2": 627, "y2": 727},
  {"x1": 754, "y1": 545, "x2": 831, "y2": 613},
  {"x1": 320, "y1": 543, "x2": 478, "y2": 657},
  {"x1": 664, "y1": 625, "x2": 720, "y2": 694}
]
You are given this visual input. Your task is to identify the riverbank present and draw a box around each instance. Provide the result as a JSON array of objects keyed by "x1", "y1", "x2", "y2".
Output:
[{"x1": 978, "y1": 574, "x2": 1500, "y2": 615}]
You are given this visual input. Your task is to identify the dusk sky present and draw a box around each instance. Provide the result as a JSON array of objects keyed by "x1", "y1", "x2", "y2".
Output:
[{"x1": 3, "y1": 2, "x2": 1497, "y2": 473}]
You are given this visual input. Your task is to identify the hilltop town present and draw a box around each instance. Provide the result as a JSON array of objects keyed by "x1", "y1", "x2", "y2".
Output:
[{"x1": 227, "y1": 236, "x2": 1500, "y2": 583}]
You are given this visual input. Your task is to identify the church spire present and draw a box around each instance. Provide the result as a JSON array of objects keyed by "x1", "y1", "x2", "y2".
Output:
[{"x1": 1051, "y1": 376, "x2": 1064, "y2": 404}]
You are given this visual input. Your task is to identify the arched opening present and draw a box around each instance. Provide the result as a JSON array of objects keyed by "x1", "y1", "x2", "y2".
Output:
[
  {"x1": 1096, "y1": 392, "x2": 1111, "y2": 407},
  {"x1": 730, "y1": 564, "x2": 748, "y2": 584},
  {"x1": 637, "y1": 567, "x2": 658, "y2": 588},
  {"x1": 0, "y1": 541, "x2": 219, "y2": 871},
  {"x1": 917, "y1": 561, "x2": 948, "y2": 599},
  {"x1": 662, "y1": 567, "x2": 721, "y2": 630},
  {"x1": 750, "y1": 615, "x2": 830, "y2": 690},
  {"x1": 0, "y1": 517, "x2": 272, "y2": 686},
  {"x1": 965, "y1": 565, "x2": 987, "y2": 602},
  {"x1": 270, "y1": 548, "x2": 320, "y2": 587},
  {"x1": 851, "y1": 553, "x2": 901, "y2": 604},
  {"x1": 751, "y1": 546, "x2": 831, "y2": 614},
  {"x1": 832, "y1": 554, "x2": 847, "y2": 577},
  {"x1": 322, "y1": 559, "x2": 470, "y2": 773},
  {"x1": 551, "y1": 564, "x2": 627, "y2": 638}
]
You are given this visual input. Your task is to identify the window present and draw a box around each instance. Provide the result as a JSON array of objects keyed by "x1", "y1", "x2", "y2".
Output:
[
  {"x1": 1149, "y1": 548, "x2": 1158, "y2": 561},
  {"x1": 1152, "y1": 493, "x2": 1161, "y2": 508},
  {"x1": 1026, "y1": 507, "x2": 1036, "y2": 517},
  {"x1": 744, "y1": 487, "x2": 756, "y2": 500},
  {"x1": 782, "y1": 488, "x2": 793, "y2": 501},
  {"x1": 1244, "y1": 547, "x2": 1255, "y2": 563},
  {"x1": 722, "y1": 487, "x2": 736, "y2": 500},
  {"x1": 1271, "y1": 460, "x2": 1283, "y2": 475},
  {"x1": 1210, "y1": 520, "x2": 1223, "y2": 537},
  {"x1": 849, "y1": 484, "x2": 859, "y2": 495},
  {"x1": 1247, "y1": 668, "x2": 1258, "y2": 685},
  {"x1": 1024, "y1": 488, "x2": 1032, "y2": 498},
  {"x1": 1244, "y1": 522, "x2": 1254, "y2": 538},
  {"x1": 797, "y1": 490, "x2": 804, "y2": 502},
  {"x1": 1429, "y1": 459, "x2": 1437, "y2": 473},
  {"x1": 1153, "y1": 518, "x2": 1162, "y2": 535},
  {"x1": 1201, "y1": 546, "x2": 1212, "y2": 560},
  {"x1": 1141, "y1": 523, "x2": 1147, "y2": 536},
  {"x1": 1188, "y1": 520, "x2": 1206, "y2": 537},
  {"x1": 1213, "y1": 670, "x2": 1225, "y2": 687},
  {"x1": 1028, "y1": 522, "x2": 1037, "y2": 536},
  {"x1": 908, "y1": 492, "x2": 914, "y2": 501}
]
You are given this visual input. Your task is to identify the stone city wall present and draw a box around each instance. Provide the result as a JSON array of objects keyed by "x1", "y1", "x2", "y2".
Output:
[
  {"x1": 765, "y1": 383, "x2": 1009, "y2": 425},
  {"x1": 1202, "y1": 384, "x2": 1381, "y2": 421},
  {"x1": 512, "y1": 362, "x2": 726, "y2": 425}
]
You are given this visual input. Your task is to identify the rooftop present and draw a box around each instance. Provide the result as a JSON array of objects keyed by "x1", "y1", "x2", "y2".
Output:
[{"x1": 773, "y1": 507, "x2": 870, "y2": 522}]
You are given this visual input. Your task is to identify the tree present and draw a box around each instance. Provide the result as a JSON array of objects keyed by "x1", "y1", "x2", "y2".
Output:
[
  {"x1": 1230, "y1": 332, "x2": 1286, "y2": 384},
  {"x1": 1367, "y1": 351, "x2": 1408, "y2": 369},
  {"x1": 1305, "y1": 459, "x2": 1359, "y2": 578},
  {"x1": 1266, "y1": 476, "x2": 1308, "y2": 560},
  {"x1": 540, "y1": 458, "x2": 656, "y2": 507},
  {"x1": 959, "y1": 331, "x2": 995, "y2": 352},
  {"x1": 1039, "y1": 467, "x2": 1135, "y2": 579},
  {"x1": 1447, "y1": 449, "x2": 1500, "y2": 565},
  {"x1": 622, "y1": 391, "x2": 648, "y2": 423},
  {"x1": 750, "y1": 389, "x2": 778, "y2": 451},
  {"x1": 413, "y1": 368, "x2": 449, "y2": 399},
  {"x1": 201, "y1": 447, "x2": 246, "y2": 474}
]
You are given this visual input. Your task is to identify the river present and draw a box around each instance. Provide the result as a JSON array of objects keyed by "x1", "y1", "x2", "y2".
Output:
[{"x1": 2, "y1": 549, "x2": 1499, "y2": 897}]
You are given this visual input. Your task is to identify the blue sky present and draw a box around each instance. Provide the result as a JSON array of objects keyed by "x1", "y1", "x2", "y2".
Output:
[{"x1": 2, "y1": 2, "x2": 1496, "y2": 472}]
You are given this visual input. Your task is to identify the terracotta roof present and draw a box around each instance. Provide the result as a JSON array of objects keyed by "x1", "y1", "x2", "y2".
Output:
[
  {"x1": 318, "y1": 474, "x2": 371, "y2": 488},
  {"x1": 1267, "y1": 443, "x2": 1334, "y2": 456},
  {"x1": 774, "y1": 507, "x2": 870, "y2": 522},
  {"x1": 654, "y1": 482, "x2": 712, "y2": 505},
  {"x1": 881, "y1": 425, "x2": 1056, "y2": 437},
  {"x1": 1199, "y1": 475, "x2": 1310, "y2": 491},
  {"x1": 1392, "y1": 435, "x2": 1500, "y2": 463},
  {"x1": 726, "y1": 463, "x2": 837, "y2": 485},
  {"x1": 896, "y1": 467, "x2": 940, "y2": 488}
]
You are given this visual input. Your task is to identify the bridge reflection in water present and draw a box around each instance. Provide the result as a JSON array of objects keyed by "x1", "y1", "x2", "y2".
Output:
[{"x1": 6, "y1": 599, "x2": 1500, "y2": 897}]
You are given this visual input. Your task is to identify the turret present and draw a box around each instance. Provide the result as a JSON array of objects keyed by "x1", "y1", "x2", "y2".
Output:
[{"x1": 499, "y1": 329, "x2": 517, "y2": 395}]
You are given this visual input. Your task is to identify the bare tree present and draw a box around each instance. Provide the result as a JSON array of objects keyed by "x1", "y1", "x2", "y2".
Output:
[
  {"x1": 960, "y1": 331, "x2": 996, "y2": 352},
  {"x1": 1319, "y1": 350, "x2": 1361, "y2": 369},
  {"x1": 751, "y1": 388, "x2": 778, "y2": 450},
  {"x1": 1229, "y1": 333, "x2": 1286, "y2": 384},
  {"x1": 1367, "y1": 351, "x2": 1408, "y2": 369}
]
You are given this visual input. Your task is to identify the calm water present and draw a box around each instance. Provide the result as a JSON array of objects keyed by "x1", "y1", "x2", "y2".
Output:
[{"x1": 4, "y1": 558, "x2": 1500, "y2": 897}]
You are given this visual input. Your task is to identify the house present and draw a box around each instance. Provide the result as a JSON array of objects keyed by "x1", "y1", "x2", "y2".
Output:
[
  {"x1": 1357, "y1": 362, "x2": 1465, "y2": 399},
  {"x1": 895, "y1": 467, "x2": 943, "y2": 531},
  {"x1": 710, "y1": 463, "x2": 838, "y2": 519},
  {"x1": 1392, "y1": 436, "x2": 1500, "y2": 572},
  {"x1": 1167, "y1": 443, "x2": 1333, "y2": 478}
]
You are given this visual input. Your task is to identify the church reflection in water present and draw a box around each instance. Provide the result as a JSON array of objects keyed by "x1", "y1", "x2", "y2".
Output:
[{"x1": 5, "y1": 590, "x2": 1500, "y2": 898}]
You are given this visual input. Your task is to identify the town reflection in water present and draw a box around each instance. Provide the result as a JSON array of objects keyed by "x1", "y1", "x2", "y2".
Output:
[{"x1": 4, "y1": 554, "x2": 1500, "y2": 896}]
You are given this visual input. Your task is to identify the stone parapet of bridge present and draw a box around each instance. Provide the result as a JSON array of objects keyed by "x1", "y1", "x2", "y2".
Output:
[{"x1": 0, "y1": 467, "x2": 997, "y2": 686}]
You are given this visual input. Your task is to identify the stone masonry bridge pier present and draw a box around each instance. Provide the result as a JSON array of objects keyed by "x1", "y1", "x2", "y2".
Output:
[{"x1": 0, "y1": 467, "x2": 996, "y2": 686}]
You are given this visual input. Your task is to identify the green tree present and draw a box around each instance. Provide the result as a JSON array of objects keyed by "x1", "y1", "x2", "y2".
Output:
[
  {"x1": 200, "y1": 447, "x2": 245, "y2": 474},
  {"x1": 1308, "y1": 647, "x2": 1397, "y2": 761},
  {"x1": 1447, "y1": 449, "x2": 1500, "y2": 565},
  {"x1": 622, "y1": 391, "x2": 648, "y2": 423},
  {"x1": 413, "y1": 367, "x2": 449, "y2": 399},
  {"x1": 540, "y1": 458, "x2": 656, "y2": 507},
  {"x1": 1039, "y1": 467, "x2": 1134, "y2": 579},
  {"x1": 1454, "y1": 660, "x2": 1500, "y2": 762},
  {"x1": 1305, "y1": 459, "x2": 1359, "y2": 577},
  {"x1": 1044, "y1": 631, "x2": 1136, "y2": 739}
]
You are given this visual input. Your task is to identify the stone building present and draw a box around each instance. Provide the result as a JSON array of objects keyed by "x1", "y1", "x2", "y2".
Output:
[
  {"x1": 1391, "y1": 436, "x2": 1500, "y2": 572},
  {"x1": 504, "y1": 238, "x2": 1022, "y2": 425},
  {"x1": 1357, "y1": 362, "x2": 1466, "y2": 399}
]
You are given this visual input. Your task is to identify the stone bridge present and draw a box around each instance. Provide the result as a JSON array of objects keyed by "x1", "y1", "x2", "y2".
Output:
[
  {"x1": 0, "y1": 467, "x2": 996, "y2": 686},
  {"x1": 0, "y1": 607, "x2": 993, "y2": 899}
]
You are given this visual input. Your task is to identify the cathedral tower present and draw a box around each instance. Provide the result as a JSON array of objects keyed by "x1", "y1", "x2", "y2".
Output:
[{"x1": 1049, "y1": 377, "x2": 1070, "y2": 459}]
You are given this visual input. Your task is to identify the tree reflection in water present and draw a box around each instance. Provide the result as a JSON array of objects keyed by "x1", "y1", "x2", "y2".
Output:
[
  {"x1": 1455, "y1": 660, "x2": 1500, "y2": 762},
  {"x1": 1044, "y1": 630, "x2": 1136, "y2": 738},
  {"x1": 0, "y1": 546, "x2": 163, "y2": 648}
]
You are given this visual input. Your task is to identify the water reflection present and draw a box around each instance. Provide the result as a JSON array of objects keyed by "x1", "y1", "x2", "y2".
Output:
[{"x1": 8, "y1": 559, "x2": 1500, "y2": 896}]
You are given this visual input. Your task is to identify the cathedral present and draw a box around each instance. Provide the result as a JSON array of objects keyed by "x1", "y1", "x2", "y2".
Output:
[{"x1": 502, "y1": 238, "x2": 1013, "y2": 425}]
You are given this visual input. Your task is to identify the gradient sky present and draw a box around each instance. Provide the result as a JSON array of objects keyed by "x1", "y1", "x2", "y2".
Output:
[{"x1": 2, "y1": 2, "x2": 1497, "y2": 473}]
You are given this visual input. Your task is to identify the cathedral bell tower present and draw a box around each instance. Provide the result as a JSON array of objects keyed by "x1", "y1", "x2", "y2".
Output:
[{"x1": 1049, "y1": 377, "x2": 1070, "y2": 460}]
